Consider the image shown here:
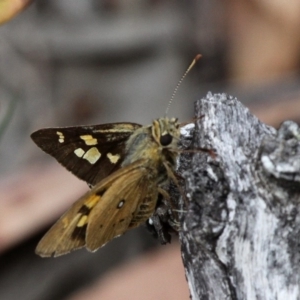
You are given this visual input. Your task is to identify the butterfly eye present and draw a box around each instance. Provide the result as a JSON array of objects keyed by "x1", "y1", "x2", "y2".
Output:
[{"x1": 160, "y1": 133, "x2": 173, "y2": 146}]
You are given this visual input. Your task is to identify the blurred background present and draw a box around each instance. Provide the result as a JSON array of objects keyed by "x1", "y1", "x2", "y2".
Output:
[{"x1": 1, "y1": 0, "x2": 300, "y2": 299}]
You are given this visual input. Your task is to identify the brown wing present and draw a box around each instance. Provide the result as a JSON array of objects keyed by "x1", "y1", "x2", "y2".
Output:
[
  {"x1": 35, "y1": 194, "x2": 91, "y2": 257},
  {"x1": 31, "y1": 123, "x2": 141, "y2": 186},
  {"x1": 86, "y1": 164, "x2": 158, "y2": 251},
  {"x1": 35, "y1": 159, "x2": 157, "y2": 257}
]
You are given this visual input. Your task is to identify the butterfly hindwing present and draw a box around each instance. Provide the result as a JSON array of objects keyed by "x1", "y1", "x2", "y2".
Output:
[
  {"x1": 31, "y1": 122, "x2": 141, "y2": 186},
  {"x1": 35, "y1": 193, "x2": 97, "y2": 257},
  {"x1": 35, "y1": 159, "x2": 157, "y2": 257},
  {"x1": 86, "y1": 162, "x2": 158, "y2": 251}
]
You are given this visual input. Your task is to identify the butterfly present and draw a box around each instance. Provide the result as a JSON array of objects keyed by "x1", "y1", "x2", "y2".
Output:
[{"x1": 32, "y1": 55, "x2": 201, "y2": 257}]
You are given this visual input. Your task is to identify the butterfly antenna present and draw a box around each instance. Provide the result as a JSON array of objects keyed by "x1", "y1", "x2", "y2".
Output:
[{"x1": 164, "y1": 54, "x2": 202, "y2": 117}]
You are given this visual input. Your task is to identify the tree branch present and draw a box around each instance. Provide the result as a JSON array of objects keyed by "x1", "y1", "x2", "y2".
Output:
[{"x1": 180, "y1": 93, "x2": 300, "y2": 299}]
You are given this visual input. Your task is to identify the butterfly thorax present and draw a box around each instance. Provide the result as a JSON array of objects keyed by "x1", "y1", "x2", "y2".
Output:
[{"x1": 122, "y1": 117, "x2": 180, "y2": 185}]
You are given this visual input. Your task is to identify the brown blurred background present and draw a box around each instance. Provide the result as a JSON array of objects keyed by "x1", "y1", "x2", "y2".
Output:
[{"x1": 1, "y1": 0, "x2": 300, "y2": 299}]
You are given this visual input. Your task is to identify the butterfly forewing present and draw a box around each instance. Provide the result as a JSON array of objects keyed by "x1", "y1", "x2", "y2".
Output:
[{"x1": 31, "y1": 123, "x2": 141, "y2": 186}]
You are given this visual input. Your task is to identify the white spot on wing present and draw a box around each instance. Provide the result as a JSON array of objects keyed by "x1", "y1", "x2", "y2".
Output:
[
  {"x1": 56, "y1": 131, "x2": 65, "y2": 143},
  {"x1": 74, "y1": 148, "x2": 85, "y2": 158},
  {"x1": 117, "y1": 200, "x2": 125, "y2": 208},
  {"x1": 107, "y1": 152, "x2": 120, "y2": 164},
  {"x1": 83, "y1": 147, "x2": 101, "y2": 164},
  {"x1": 80, "y1": 135, "x2": 98, "y2": 146}
]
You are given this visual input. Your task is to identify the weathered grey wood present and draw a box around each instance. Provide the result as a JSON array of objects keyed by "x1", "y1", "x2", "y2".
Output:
[{"x1": 179, "y1": 93, "x2": 300, "y2": 300}]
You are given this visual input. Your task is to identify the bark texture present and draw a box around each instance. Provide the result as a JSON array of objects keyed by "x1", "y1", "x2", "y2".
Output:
[{"x1": 179, "y1": 92, "x2": 300, "y2": 300}]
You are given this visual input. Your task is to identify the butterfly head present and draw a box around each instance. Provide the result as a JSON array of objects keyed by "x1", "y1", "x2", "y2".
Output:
[{"x1": 152, "y1": 117, "x2": 180, "y2": 148}]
